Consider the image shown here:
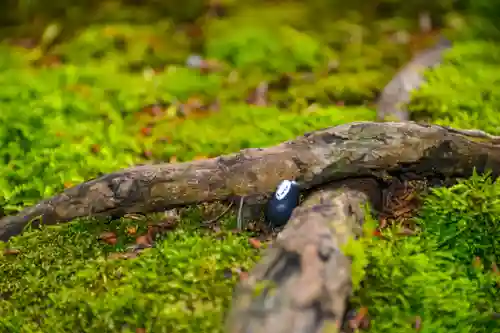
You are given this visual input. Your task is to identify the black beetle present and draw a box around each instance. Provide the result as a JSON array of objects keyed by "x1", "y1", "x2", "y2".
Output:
[{"x1": 265, "y1": 180, "x2": 300, "y2": 228}]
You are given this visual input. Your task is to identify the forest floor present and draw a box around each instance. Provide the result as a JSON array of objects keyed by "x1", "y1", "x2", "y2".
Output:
[{"x1": 0, "y1": 4, "x2": 500, "y2": 333}]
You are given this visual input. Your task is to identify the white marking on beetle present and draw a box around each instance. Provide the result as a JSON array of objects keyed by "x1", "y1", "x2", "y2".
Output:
[{"x1": 275, "y1": 180, "x2": 296, "y2": 200}]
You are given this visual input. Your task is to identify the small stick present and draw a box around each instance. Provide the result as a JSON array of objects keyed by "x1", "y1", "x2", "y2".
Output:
[
  {"x1": 201, "y1": 202, "x2": 234, "y2": 226},
  {"x1": 438, "y1": 125, "x2": 500, "y2": 142},
  {"x1": 237, "y1": 196, "x2": 245, "y2": 230}
]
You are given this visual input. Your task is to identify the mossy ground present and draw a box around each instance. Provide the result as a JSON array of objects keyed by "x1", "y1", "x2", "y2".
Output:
[{"x1": 0, "y1": 3, "x2": 499, "y2": 332}]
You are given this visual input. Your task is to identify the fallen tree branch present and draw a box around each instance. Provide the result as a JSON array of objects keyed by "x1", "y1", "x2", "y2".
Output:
[
  {"x1": 2, "y1": 121, "x2": 500, "y2": 241},
  {"x1": 226, "y1": 178, "x2": 380, "y2": 333},
  {"x1": 376, "y1": 37, "x2": 451, "y2": 122}
]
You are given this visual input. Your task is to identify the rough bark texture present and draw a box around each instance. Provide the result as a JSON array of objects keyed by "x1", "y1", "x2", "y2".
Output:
[
  {"x1": 376, "y1": 37, "x2": 451, "y2": 122},
  {"x1": 2, "y1": 121, "x2": 500, "y2": 241},
  {"x1": 226, "y1": 179, "x2": 380, "y2": 333}
]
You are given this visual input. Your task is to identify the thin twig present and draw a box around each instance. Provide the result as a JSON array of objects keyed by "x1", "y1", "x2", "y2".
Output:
[
  {"x1": 438, "y1": 125, "x2": 500, "y2": 142},
  {"x1": 201, "y1": 202, "x2": 234, "y2": 226},
  {"x1": 237, "y1": 196, "x2": 245, "y2": 230}
]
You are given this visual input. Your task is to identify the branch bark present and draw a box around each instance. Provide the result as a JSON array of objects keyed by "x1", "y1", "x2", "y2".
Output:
[
  {"x1": 2, "y1": 121, "x2": 500, "y2": 241},
  {"x1": 226, "y1": 179, "x2": 380, "y2": 333}
]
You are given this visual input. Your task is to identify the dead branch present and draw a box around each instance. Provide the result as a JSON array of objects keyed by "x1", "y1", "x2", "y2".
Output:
[
  {"x1": 376, "y1": 37, "x2": 451, "y2": 122},
  {"x1": 226, "y1": 179, "x2": 380, "y2": 333},
  {"x1": 2, "y1": 121, "x2": 500, "y2": 241}
]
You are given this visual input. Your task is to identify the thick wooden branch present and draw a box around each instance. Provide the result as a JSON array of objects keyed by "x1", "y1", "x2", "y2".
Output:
[
  {"x1": 226, "y1": 179, "x2": 380, "y2": 333},
  {"x1": 2, "y1": 121, "x2": 500, "y2": 241}
]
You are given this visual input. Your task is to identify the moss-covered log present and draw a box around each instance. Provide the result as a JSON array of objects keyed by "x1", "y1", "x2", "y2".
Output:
[
  {"x1": 226, "y1": 179, "x2": 379, "y2": 333},
  {"x1": 2, "y1": 121, "x2": 500, "y2": 241}
]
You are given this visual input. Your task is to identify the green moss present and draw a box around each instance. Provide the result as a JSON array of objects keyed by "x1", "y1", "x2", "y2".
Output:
[
  {"x1": 148, "y1": 105, "x2": 376, "y2": 161},
  {"x1": 0, "y1": 4, "x2": 496, "y2": 332},
  {"x1": 0, "y1": 211, "x2": 260, "y2": 332},
  {"x1": 349, "y1": 173, "x2": 500, "y2": 332},
  {"x1": 417, "y1": 171, "x2": 500, "y2": 266},
  {"x1": 409, "y1": 40, "x2": 500, "y2": 134},
  {"x1": 0, "y1": 24, "x2": 379, "y2": 329},
  {"x1": 340, "y1": 205, "x2": 378, "y2": 291}
]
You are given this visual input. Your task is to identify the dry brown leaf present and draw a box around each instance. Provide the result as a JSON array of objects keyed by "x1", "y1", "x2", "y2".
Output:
[
  {"x1": 135, "y1": 235, "x2": 152, "y2": 247},
  {"x1": 140, "y1": 127, "x2": 152, "y2": 136},
  {"x1": 99, "y1": 232, "x2": 118, "y2": 245},
  {"x1": 99, "y1": 231, "x2": 116, "y2": 240},
  {"x1": 126, "y1": 226, "x2": 137, "y2": 235},
  {"x1": 248, "y1": 238, "x2": 261, "y2": 249},
  {"x1": 239, "y1": 271, "x2": 249, "y2": 281}
]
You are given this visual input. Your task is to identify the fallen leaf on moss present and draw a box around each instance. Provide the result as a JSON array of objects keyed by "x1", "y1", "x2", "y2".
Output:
[
  {"x1": 396, "y1": 227, "x2": 417, "y2": 236},
  {"x1": 99, "y1": 231, "x2": 116, "y2": 239},
  {"x1": 346, "y1": 306, "x2": 370, "y2": 330},
  {"x1": 145, "y1": 221, "x2": 175, "y2": 241},
  {"x1": 37, "y1": 55, "x2": 62, "y2": 68},
  {"x1": 185, "y1": 96, "x2": 204, "y2": 110},
  {"x1": 126, "y1": 226, "x2": 137, "y2": 235},
  {"x1": 239, "y1": 271, "x2": 249, "y2": 281},
  {"x1": 140, "y1": 127, "x2": 152, "y2": 136},
  {"x1": 142, "y1": 104, "x2": 164, "y2": 117},
  {"x1": 99, "y1": 232, "x2": 118, "y2": 245},
  {"x1": 248, "y1": 238, "x2": 261, "y2": 249},
  {"x1": 135, "y1": 235, "x2": 153, "y2": 247}
]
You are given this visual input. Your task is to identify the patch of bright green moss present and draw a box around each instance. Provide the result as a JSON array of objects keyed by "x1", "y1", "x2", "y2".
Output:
[
  {"x1": 147, "y1": 105, "x2": 376, "y2": 161},
  {"x1": 349, "y1": 172, "x2": 500, "y2": 332},
  {"x1": 0, "y1": 209, "x2": 260, "y2": 333},
  {"x1": 409, "y1": 40, "x2": 500, "y2": 134}
]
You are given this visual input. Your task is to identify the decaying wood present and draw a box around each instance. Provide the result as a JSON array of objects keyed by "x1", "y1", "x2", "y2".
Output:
[
  {"x1": 226, "y1": 179, "x2": 380, "y2": 333},
  {"x1": 2, "y1": 121, "x2": 500, "y2": 242},
  {"x1": 376, "y1": 37, "x2": 451, "y2": 122}
]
